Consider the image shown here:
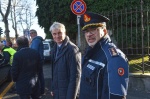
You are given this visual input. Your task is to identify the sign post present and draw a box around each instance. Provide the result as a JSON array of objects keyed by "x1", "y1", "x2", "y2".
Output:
[
  {"x1": 70, "y1": 0, "x2": 86, "y2": 48},
  {"x1": 24, "y1": 29, "x2": 30, "y2": 40},
  {"x1": 77, "y1": 15, "x2": 81, "y2": 47}
]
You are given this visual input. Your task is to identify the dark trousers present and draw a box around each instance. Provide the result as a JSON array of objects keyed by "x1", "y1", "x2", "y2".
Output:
[
  {"x1": 19, "y1": 93, "x2": 40, "y2": 99},
  {"x1": 38, "y1": 64, "x2": 45, "y2": 94}
]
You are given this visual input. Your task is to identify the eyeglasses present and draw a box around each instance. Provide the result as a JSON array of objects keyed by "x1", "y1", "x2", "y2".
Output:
[{"x1": 82, "y1": 28, "x2": 97, "y2": 35}]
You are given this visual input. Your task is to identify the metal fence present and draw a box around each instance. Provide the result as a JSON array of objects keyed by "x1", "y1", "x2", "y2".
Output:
[{"x1": 102, "y1": 4, "x2": 150, "y2": 73}]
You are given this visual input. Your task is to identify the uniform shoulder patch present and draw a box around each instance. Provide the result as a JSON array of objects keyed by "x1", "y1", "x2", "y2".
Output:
[
  {"x1": 118, "y1": 68, "x2": 125, "y2": 76},
  {"x1": 108, "y1": 47, "x2": 118, "y2": 56}
]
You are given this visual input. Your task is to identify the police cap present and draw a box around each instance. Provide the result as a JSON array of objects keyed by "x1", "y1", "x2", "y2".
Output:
[{"x1": 80, "y1": 12, "x2": 109, "y2": 31}]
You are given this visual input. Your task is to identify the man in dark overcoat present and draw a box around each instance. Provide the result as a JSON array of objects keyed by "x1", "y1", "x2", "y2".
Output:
[
  {"x1": 49, "y1": 22, "x2": 81, "y2": 99},
  {"x1": 11, "y1": 36, "x2": 42, "y2": 99}
]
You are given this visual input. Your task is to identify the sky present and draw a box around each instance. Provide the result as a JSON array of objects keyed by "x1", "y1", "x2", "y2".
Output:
[{"x1": 0, "y1": 0, "x2": 46, "y2": 39}]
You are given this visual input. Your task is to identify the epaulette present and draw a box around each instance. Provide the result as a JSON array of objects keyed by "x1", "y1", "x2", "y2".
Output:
[{"x1": 108, "y1": 47, "x2": 118, "y2": 57}]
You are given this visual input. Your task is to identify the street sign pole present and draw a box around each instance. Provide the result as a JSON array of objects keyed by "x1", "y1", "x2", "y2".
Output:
[
  {"x1": 24, "y1": 29, "x2": 30, "y2": 40},
  {"x1": 70, "y1": 0, "x2": 86, "y2": 48},
  {"x1": 77, "y1": 15, "x2": 81, "y2": 48}
]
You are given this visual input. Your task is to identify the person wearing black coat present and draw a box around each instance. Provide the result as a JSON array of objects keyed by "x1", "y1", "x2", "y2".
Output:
[
  {"x1": 49, "y1": 22, "x2": 81, "y2": 99},
  {"x1": 11, "y1": 36, "x2": 42, "y2": 99}
]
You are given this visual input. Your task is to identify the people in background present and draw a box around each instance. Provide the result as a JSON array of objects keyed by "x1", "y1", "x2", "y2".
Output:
[
  {"x1": 30, "y1": 29, "x2": 45, "y2": 95},
  {"x1": 49, "y1": 22, "x2": 81, "y2": 99},
  {"x1": 6, "y1": 41, "x2": 13, "y2": 47},
  {"x1": 0, "y1": 43, "x2": 16, "y2": 67},
  {"x1": 79, "y1": 12, "x2": 129, "y2": 99},
  {"x1": 0, "y1": 42, "x2": 16, "y2": 83},
  {"x1": 11, "y1": 36, "x2": 42, "y2": 99}
]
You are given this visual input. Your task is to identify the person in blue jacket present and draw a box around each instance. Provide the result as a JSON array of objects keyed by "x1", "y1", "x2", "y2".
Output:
[
  {"x1": 49, "y1": 22, "x2": 81, "y2": 99},
  {"x1": 79, "y1": 12, "x2": 129, "y2": 99},
  {"x1": 11, "y1": 36, "x2": 41, "y2": 99},
  {"x1": 30, "y1": 29, "x2": 45, "y2": 95}
]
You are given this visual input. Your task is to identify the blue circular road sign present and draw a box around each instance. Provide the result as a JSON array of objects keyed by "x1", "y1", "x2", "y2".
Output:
[{"x1": 71, "y1": 0, "x2": 87, "y2": 15}]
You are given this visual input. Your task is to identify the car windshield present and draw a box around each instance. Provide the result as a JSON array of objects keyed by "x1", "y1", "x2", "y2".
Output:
[{"x1": 43, "y1": 44, "x2": 49, "y2": 50}]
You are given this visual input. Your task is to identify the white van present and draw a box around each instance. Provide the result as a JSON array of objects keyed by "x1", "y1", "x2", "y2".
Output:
[{"x1": 43, "y1": 39, "x2": 55, "y2": 61}]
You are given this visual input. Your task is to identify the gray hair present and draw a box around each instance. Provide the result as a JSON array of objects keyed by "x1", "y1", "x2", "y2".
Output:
[
  {"x1": 49, "y1": 22, "x2": 66, "y2": 33},
  {"x1": 99, "y1": 22, "x2": 107, "y2": 30}
]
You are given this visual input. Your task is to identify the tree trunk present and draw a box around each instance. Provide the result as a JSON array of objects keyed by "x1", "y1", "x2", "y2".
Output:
[
  {"x1": 4, "y1": 18, "x2": 10, "y2": 42},
  {"x1": 15, "y1": 28, "x2": 18, "y2": 39}
]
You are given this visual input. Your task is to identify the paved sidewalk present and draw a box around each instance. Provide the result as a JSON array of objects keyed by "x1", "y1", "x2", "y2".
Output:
[
  {"x1": 2, "y1": 62, "x2": 53, "y2": 99},
  {"x1": 3, "y1": 62, "x2": 150, "y2": 99},
  {"x1": 34, "y1": 62, "x2": 53, "y2": 99},
  {"x1": 127, "y1": 90, "x2": 150, "y2": 99}
]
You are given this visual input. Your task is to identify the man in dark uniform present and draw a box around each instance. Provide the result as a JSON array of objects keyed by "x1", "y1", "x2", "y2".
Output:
[
  {"x1": 11, "y1": 36, "x2": 41, "y2": 99},
  {"x1": 79, "y1": 12, "x2": 129, "y2": 99}
]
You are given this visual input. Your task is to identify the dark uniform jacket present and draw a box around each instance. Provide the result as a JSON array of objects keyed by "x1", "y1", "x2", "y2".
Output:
[
  {"x1": 79, "y1": 34, "x2": 129, "y2": 99},
  {"x1": 11, "y1": 46, "x2": 42, "y2": 94},
  {"x1": 51, "y1": 36, "x2": 81, "y2": 99}
]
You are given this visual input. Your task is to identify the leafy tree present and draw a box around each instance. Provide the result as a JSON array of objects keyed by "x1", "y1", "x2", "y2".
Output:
[
  {"x1": 36, "y1": 0, "x2": 52, "y2": 38},
  {"x1": 35, "y1": 0, "x2": 150, "y2": 48},
  {"x1": 36, "y1": 0, "x2": 77, "y2": 39}
]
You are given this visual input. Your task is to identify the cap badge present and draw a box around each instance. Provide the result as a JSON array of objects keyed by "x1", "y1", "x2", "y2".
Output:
[{"x1": 84, "y1": 14, "x2": 91, "y2": 22}]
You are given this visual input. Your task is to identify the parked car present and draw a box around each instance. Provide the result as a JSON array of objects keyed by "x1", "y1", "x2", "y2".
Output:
[{"x1": 43, "y1": 39, "x2": 55, "y2": 61}]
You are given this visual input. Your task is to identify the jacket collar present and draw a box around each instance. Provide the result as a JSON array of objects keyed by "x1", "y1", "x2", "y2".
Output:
[
  {"x1": 17, "y1": 46, "x2": 29, "y2": 51},
  {"x1": 54, "y1": 36, "x2": 70, "y2": 62},
  {"x1": 83, "y1": 34, "x2": 111, "y2": 61}
]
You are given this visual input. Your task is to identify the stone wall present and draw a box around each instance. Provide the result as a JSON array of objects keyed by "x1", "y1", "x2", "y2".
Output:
[{"x1": 129, "y1": 73, "x2": 150, "y2": 92}]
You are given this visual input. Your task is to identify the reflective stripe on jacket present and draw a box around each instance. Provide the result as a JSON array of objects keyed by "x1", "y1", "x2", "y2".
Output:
[{"x1": 3, "y1": 47, "x2": 16, "y2": 65}]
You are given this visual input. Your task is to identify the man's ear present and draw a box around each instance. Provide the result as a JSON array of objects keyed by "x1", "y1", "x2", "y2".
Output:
[{"x1": 103, "y1": 29, "x2": 107, "y2": 35}]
